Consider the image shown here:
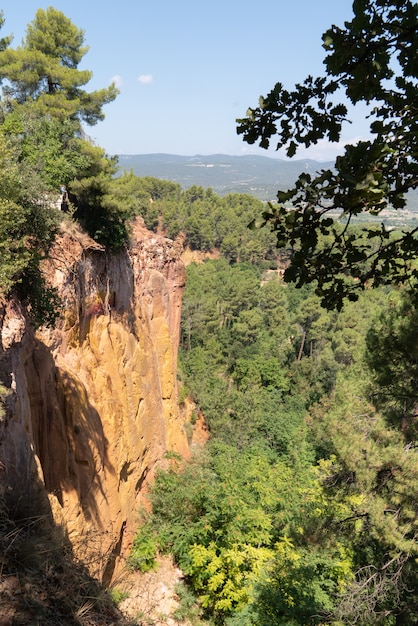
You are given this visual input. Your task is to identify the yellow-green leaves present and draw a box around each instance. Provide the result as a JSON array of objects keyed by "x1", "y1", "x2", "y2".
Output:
[{"x1": 189, "y1": 542, "x2": 274, "y2": 612}]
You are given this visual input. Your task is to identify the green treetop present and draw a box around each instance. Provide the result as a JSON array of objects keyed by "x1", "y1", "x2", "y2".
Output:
[
  {"x1": 0, "y1": 7, "x2": 118, "y2": 124},
  {"x1": 237, "y1": 0, "x2": 418, "y2": 310},
  {"x1": 0, "y1": 12, "x2": 12, "y2": 53}
]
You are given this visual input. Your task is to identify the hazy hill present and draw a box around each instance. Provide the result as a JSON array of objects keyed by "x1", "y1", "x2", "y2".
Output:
[
  {"x1": 116, "y1": 153, "x2": 334, "y2": 201},
  {"x1": 117, "y1": 153, "x2": 418, "y2": 211}
]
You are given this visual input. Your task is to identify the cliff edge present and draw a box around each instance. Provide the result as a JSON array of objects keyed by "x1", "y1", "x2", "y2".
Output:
[{"x1": 0, "y1": 217, "x2": 189, "y2": 584}]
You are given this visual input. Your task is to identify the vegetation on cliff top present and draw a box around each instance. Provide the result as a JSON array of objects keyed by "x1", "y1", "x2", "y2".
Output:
[{"x1": 0, "y1": 7, "x2": 126, "y2": 321}]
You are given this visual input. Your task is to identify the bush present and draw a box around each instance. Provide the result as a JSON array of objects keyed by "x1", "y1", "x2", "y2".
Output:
[{"x1": 128, "y1": 522, "x2": 158, "y2": 573}]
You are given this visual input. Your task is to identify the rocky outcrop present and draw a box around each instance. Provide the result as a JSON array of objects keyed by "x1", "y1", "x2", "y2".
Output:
[{"x1": 0, "y1": 218, "x2": 189, "y2": 582}]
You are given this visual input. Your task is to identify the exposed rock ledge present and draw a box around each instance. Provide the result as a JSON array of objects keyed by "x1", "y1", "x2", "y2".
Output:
[{"x1": 0, "y1": 217, "x2": 189, "y2": 584}]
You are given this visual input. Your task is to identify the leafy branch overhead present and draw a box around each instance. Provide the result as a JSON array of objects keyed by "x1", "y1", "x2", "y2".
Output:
[{"x1": 237, "y1": 0, "x2": 418, "y2": 309}]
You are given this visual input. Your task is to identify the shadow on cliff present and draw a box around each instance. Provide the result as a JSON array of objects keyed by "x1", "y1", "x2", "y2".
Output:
[
  {"x1": 26, "y1": 338, "x2": 116, "y2": 532},
  {"x1": 0, "y1": 471, "x2": 136, "y2": 625},
  {"x1": 0, "y1": 334, "x2": 127, "y2": 588},
  {"x1": 0, "y1": 335, "x2": 139, "y2": 623}
]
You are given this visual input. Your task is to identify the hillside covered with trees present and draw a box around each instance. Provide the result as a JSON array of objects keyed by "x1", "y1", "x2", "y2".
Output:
[
  {"x1": 0, "y1": 2, "x2": 417, "y2": 626},
  {"x1": 132, "y1": 261, "x2": 417, "y2": 626},
  {"x1": 127, "y1": 1, "x2": 418, "y2": 624}
]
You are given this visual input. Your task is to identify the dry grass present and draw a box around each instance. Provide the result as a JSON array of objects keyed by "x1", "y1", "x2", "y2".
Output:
[
  {"x1": 59, "y1": 217, "x2": 104, "y2": 251},
  {"x1": 0, "y1": 497, "x2": 139, "y2": 626}
]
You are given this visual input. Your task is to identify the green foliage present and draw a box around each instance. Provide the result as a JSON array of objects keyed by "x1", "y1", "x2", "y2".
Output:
[
  {"x1": 173, "y1": 582, "x2": 207, "y2": 625},
  {"x1": 3, "y1": 112, "x2": 91, "y2": 190},
  {"x1": 108, "y1": 587, "x2": 129, "y2": 605},
  {"x1": 141, "y1": 268, "x2": 384, "y2": 622},
  {"x1": 0, "y1": 132, "x2": 29, "y2": 292},
  {"x1": 0, "y1": 12, "x2": 12, "y2": 52},
  {"x1": 237, "y1": 0, "x2": 418, "y2": 310},
  {"x1": 253, "y1": 539, "x2": 352, "y2": 626},
  {"x1": 138, "y1": 243, "x2": 418, "y2": 624},
  {"x1": 70, "y1": 145, "x2": 130, "y2": 250},
  {"x1": 0, "y1": 382, "x2": 9, "y2": 421},
  {"x1": 233, "y1": 355, "x2": 289, "y2": 392},
  {"x1": 189, "y1": 542, "x2": 273, "y2": 616},
  {"x1": 0, "y1": 197, "x2": 32, "y2": 294},
  {"x1": 366, "y1": 293, "x2": 418, "y2": 440},
  {"x1": 180, "y1": 259, "x2": 261, "y2": 350},
  {"x1": 146, "y1": 446, "x2": 284, "y2": 619},
  {"x1": 158, "y1": 187, "x2": 277, "y2": 261},
  {"x1": 129, "y1": 521, "x2": 158, "y2": 573},
  {"x1": 108, "y1": 174, "x2": 182, "y2": 232},
  {"x1": 0, "y1": 7, "x2": 118, "y2": 125},
  {"x1": 179, "y1": 260, "x2": 379, "y2": 447},
  {"x1": 110, "y1": 173, "x2": 161, "y2": 230},
  {"x1": 306, "y1": 356, "x2": 418, "y2": 625},
  {"x1": 0, "y1": 130, "x2": 60, "y2": 324},
  {"x1": 143, "y1": 435, "x2": 364, "y2": 624},
  {"x1": 0, "y1": 8, "x2": 126, "y2": 252}
]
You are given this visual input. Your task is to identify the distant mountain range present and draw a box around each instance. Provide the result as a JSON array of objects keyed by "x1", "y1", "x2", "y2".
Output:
[
  {"x1": 116, "y1": 153, "x2": 418, "y2": 211},
  {"x1": 116, "y1": 153, "x2": 334, "y2": 201}
]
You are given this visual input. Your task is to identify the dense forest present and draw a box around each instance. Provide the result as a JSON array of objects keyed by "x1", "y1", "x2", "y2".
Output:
[
  {"x1": 131, "y1": 255, "x2": 418, "y2": 626},
  {"x1": 126, "y1": 196, "x2": 418, "y2": 625},
  {"x1": 129, "y1": 1, "x2": 418, "y2": 623},
  {"x1": 0, "y1": 2, "x2": 417, "y2": 626}
]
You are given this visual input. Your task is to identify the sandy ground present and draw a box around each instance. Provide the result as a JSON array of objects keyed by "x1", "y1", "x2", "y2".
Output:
[{"x1": 116, "y1": 555, "x2": 190, "y2": 626}]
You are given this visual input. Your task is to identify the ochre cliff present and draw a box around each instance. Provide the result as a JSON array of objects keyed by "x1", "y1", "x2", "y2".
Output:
[{"x1": 0, "y1": 217, "x2": 189, "y2": 582}]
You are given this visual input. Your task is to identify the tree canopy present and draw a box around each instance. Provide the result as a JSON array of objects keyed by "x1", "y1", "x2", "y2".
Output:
[
  {"x1": 132, "y1": 256, "x2": 418, "y2": 624},
  {"x1": 124, "y1": 3, "x2": 418, "y2": 624},
  {"x1": 237, "y1": 0, "x2": 418, "y2": 310},
  {"x1": 0, "y1": 7, "x2": 118, "y2": 124}
]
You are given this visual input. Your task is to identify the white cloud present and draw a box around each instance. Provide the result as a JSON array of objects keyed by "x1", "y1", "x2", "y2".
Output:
[
  {"x1": 110, "y1": 75, "x2": 123, "y2": 87},
  {"x1": 137, "y1": 74, "x2": 153, "y2": 84}
]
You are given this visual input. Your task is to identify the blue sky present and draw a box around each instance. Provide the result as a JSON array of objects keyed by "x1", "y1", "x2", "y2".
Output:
[{"x1": 0, "y1": 0, "x2": 364, "y2": 160}]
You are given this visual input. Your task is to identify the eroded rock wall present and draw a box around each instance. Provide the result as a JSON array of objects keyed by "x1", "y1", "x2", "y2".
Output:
[{"x1": 0, "y1": 218, "x2": 189, "y2": 582}]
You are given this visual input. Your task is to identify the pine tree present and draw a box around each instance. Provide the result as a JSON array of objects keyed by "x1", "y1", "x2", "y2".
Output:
[{"x1": 0, "y1": 7, "x2": 118, "y2": 124}]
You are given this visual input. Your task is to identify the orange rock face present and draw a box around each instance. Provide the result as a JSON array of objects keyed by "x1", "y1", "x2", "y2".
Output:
[{"x1": 0, "y1": 218, "x2": 189, "y2": 582}]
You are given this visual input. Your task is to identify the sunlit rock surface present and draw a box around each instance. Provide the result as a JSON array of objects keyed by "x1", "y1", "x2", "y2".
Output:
[{"x1": 0, "y1": 218, "x2": 189, "y2": 582}]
